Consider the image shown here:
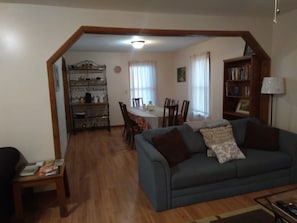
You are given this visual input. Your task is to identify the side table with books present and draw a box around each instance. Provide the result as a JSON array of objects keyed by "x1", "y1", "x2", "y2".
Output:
[{"x1": 13, "y1": 159, "x2": 70, "y2": 222}]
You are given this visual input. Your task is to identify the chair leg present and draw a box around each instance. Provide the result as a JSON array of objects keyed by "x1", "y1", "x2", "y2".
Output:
[
  {"x1": 131, "y1": 135, "x2": 136, "y2": 149},
  {"x1": 122, "y1": 127, "x2": 126, "y2": 137}
]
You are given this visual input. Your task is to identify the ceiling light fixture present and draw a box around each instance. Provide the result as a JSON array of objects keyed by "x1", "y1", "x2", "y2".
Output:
[
  {"x1": 273, "y1": 0, "x2": 280, "y2": 24},
  {"x1": 131, "y1": 40, "x2": 145, "y2": 49}
]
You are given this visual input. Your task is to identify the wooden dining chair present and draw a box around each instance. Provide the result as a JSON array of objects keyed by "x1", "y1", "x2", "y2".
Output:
[
  {"x1": 132, "y1": 98, "x2": 143, "y2": 107},
  {"x1": 119, "y1": 101, "x2": 128, "y2": 138},
  {"x1": 164, "y1": 97, "x2": 171, "y2": 106},
  {"x1": 121, "y1": 103, "x2": 143, "y2": 149},
  {"x1": 164, "y1": 98, "x2": 179, "y2": 106},
  {"x1": 171, "y1": 99, "x2": 179, "y2": 106},
  {"x1": 178, "y1": 100, "x2": 190, "y2": 124},
  {"x1": 162, "y1": 104, "x2": 179, "y2": 127}
]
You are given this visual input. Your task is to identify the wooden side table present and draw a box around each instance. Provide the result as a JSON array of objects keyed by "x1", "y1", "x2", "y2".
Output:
[{"x1": 13, "y1": 163, "x2": 70, "y2": 222}]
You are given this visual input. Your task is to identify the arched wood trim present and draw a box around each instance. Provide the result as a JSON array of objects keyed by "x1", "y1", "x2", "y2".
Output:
[{"x1": 47, "y1": 26, "x2": 270, "y2": 158}]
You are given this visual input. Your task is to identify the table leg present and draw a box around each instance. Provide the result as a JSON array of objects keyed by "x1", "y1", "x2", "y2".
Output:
[
  {"x1": 56, "y1": 178, "x2": 68, "y2": 217},
  {"x1": 64, "y1": 167, "x2": 70, "y2": 197},
  {"x1": 13, "y1": 183, "x2": 24, "y2": 222}
]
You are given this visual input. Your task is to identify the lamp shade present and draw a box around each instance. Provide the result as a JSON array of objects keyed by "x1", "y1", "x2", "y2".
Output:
[{"x1": 261, "y1": 77, "x2": 285, "y2": 94}]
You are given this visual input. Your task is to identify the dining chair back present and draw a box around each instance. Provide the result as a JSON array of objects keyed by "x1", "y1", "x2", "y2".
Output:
[
  {"x1": 171, "y1": 99, "x2": 179, "y2": 106},
  {"x1": 164, "y1": 98, "x2": 179, "y2": 106},
  {"x1": 132, "y1": 98, "x2": 143, "y2": 107},
  {"x1": 180, "y1": 100, "x2": 190, "y2": 122},
  {"x1": 162, "y1": 104, "x2": 179, "y2": 127},
  {"x1": 164, "y1": 97, "x2": 171, "y2": 106},
  {"x1": 121, "y1": 103, "x2": 143, "y2": 149},
  {"x1": 119, "y1": 101, "x2": 128, "y2": 138}
]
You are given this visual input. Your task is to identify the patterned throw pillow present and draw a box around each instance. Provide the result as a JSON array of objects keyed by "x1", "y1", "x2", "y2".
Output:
[
  {"x1": 200, "y1": 125, "x2": 246, "y2": 164},
  {"x1": 211, "y1": 141, "x2": 245, "y2": 164}
]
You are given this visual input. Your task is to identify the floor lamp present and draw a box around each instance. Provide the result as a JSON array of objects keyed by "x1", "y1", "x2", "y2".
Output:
[{"x1": 261, "y1": 77, "x2": 285, "y2": 126}]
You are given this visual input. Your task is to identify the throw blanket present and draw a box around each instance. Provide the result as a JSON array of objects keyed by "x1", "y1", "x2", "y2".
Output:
[{"x1": 185, "y1": 118, "x2": 230, "y2": 132}]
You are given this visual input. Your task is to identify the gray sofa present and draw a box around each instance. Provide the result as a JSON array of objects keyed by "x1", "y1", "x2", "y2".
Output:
[{"x1": 135, "y1": 117, "x2": 297, "y2": 211}]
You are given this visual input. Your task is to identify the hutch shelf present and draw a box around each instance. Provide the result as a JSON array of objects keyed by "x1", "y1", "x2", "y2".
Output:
[{"x1": 68, "y1": 60, "x2": 110, "y2": 132}]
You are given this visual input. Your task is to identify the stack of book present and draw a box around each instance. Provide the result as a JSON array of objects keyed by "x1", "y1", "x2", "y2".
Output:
[
  {"x1": 38, "y1": 159, "x2": 64, "y2": 176},
  {"x1": 19, "y1": 159, "x2": 64, "y2": 177},
  {"x1": 19, "y1": 165, "x2": 39, "y2": 176}
]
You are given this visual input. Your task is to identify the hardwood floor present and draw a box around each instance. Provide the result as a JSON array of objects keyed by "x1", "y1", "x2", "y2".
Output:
[{"x1": 21, "y1": 127, "x2": 296, "y2": 223}]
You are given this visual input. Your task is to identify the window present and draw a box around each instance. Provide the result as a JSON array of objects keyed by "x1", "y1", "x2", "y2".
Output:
[
  {"x1": 129, "y1": 61, "x2": 157, "y2": 106},
  {"x1": 188, "y1": 52, "x2": 210, "y2": 120}
]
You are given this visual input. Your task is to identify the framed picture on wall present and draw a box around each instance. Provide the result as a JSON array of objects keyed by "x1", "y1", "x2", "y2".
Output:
[{"x1": 177, "y1": 67, "x2": 186, "y2": 82}]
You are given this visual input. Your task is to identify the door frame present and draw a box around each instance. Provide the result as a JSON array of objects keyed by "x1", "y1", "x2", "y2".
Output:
[{"x1": 47, "y1": 26, "x2": 270, "y2": 158}]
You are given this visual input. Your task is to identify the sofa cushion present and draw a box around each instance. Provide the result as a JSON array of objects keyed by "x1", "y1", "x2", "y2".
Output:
[
  {"x1": 143, "y1": 124, "x2": 206, "y2": 153},
  {"x1": 230, "y1": 117, "x2": 261, "y2": 146},
  {"x1": 200, "y1": 125, "x2": 246, "y2": 163},
  {"x1": 233, "y1": 149, "x2": 293, "y2": 177},
  {"x1": 171, "y1": 153, "x2": 237, "y2": 189},
  {"x1": 152, "y1": 128, "x2": 191, "y2": 167},
  {"x1": 244, "y1": 121, "x2": 279, "y2": 151}
]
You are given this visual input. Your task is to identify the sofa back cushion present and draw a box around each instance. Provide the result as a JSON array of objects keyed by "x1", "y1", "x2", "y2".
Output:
[
  {"x1": 142, "y1": 124, "x2": 206, "y2": 154},
  {"x1": 279, "y1": 129, "x2": 297, "y2": 155},
  {"x1": 230, "y1": 117, "x2": 261, "y2": 146}
]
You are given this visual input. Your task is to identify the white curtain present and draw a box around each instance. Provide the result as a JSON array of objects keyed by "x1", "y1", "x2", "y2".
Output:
[
  {"x1": 129, "y1": 61, "x2": 157, "y2": 106},
  {"x1": 188, "y1": 52, "x2": 210, "y2": 120}
]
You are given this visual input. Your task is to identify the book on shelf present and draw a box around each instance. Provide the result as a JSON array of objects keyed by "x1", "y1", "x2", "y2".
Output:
[
  {"x1": 19, "y1": 165, "x2": 39, "y2": 176},
  {"x1": 227, "y1": 65, "x2": 251, "y2": 81}
]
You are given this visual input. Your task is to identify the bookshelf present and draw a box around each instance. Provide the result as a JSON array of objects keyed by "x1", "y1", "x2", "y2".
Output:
[{"x1": 223, "y1": 55, "x2": 261, "y2": 120}]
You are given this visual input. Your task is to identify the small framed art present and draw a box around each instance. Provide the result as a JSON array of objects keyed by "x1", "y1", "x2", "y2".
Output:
[
  {"x1": 236, "y1": 99, "x2": 250, "y2": 114},
  {"x1": 177, "y1": 67, "x2": 186, "y2": 82}
]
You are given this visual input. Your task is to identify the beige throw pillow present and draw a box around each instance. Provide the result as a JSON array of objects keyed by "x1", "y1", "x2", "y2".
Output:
[{"x1": 200, "y1": 125, "x2": 246, "y2": 164}]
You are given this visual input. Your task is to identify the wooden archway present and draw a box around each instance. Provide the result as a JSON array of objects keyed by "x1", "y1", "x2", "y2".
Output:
[{"x1": 47, "y1": 26, "x2": 270, "y2": 158}]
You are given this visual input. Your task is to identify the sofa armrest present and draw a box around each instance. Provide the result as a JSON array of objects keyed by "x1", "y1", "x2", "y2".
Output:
[
  {"x1": 135, "y1": 134, "x2": 171, "y2": 211},
  {"x1": 0, "y1": 147, "x2": 20, "y2": 182},
  {"x1": 279, "y1": 129, "x2": 297, "y2": 182},
  {"x1": 0, "y1": 147, "x2": 20, "y2": 219}
]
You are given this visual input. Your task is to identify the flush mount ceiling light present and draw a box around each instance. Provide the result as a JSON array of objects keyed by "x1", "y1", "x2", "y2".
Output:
[{"x1": 131, "y1": 40, "x2": 145, "y2": 49}]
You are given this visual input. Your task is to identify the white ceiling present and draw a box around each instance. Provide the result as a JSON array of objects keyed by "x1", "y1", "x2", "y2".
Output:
[
  {"x1": 69, "y1": 34, "x2": 211, "y2": 52},
  {"x1": 2, "y1": 0, "x2": 297, "y2": 52},
  {"x1": 2, "y1": 0, "x2": 297, "y2": 17}
]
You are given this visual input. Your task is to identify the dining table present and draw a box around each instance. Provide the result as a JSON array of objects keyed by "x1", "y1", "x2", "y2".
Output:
[{"x1": 127, "y1": 106, "x2": 165, "y2": 129}]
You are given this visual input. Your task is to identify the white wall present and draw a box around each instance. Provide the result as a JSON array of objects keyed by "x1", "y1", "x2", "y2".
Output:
[
  {"x1": 174, "y1": 37, "x2": 245, "y2": 120},
  {"x1": 64, "y1": 51, "x2": 174, "y2": 126},
  {"x1": 0, "y1": 3, "x2": 273, "y2": 162},
  {"x1": 272, "y1": 9, "x2": 297, "y2": 133}
]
